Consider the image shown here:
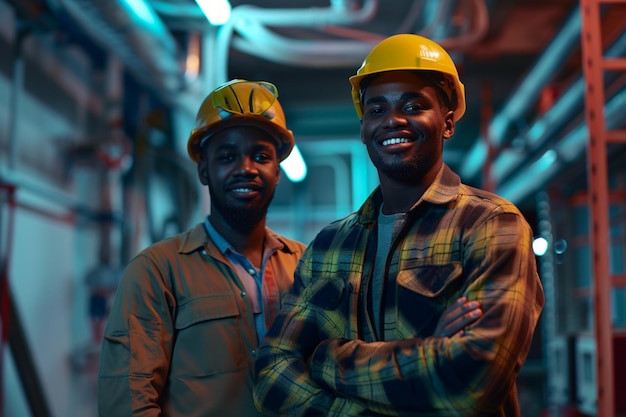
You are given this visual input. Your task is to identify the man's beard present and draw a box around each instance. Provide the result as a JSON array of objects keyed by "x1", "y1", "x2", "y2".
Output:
[
  {"x1": 210, "y1": 189, "x2": 273, "y2": 233},
  {"x1": 374, "y1": 153, "x2": 427, "y2": 184}
]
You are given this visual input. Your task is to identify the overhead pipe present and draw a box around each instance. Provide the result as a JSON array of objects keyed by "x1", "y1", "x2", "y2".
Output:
[
  {"x1": 460, "y1": 6, "x2": 583, "y2": 181},
  {"x1": 489, "y1": 29, "x2": 626, "y2": 186},
  {"x1": 54, "y1": 0, "x2": 487, "y2": 103},
  {"x1": 490, "y1": 81, "x2": 585, "y2": 184},
  {"x1": 215, "y1": 0, "x2": 489, "y2": 83},
  {"x1": 45, "y1": 0, "x2": 489, "y2": 158},
  {"x1": 214, "y1": 0, "x2": 379, "y2": 83},
  {"x1": 231, "y1": 20, "x2": 377, "y2": 68},
  {"x1": 230, "y1": 0, "x2": 378, "y2": 26},
  {"x1": 53, "y1": 0, "x2": 183, "y2": 99},
  {"x1": 429, "y1": 0, "x2": 489, "y2": 51},
  {"x1": 495, "y1": 84, "x2": 626, "y2": 204}
]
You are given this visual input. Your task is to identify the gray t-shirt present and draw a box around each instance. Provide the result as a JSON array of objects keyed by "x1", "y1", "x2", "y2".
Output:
[{"x1": 370, "y1": 206, "x2": 406, "y2": 338}]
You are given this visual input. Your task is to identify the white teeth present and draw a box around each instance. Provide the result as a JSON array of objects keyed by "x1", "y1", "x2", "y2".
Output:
[
  {"x1": 382, "y1": 138, "x2": 410, "y2": 146},
  {"x1": 233, "y1": 188, "x2": 253, "y2": 192}
]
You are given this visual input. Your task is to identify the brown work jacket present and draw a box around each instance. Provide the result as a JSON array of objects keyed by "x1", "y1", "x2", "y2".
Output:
[{"x1": 98, "y1": 222, "x2": 305, "y2": 417}]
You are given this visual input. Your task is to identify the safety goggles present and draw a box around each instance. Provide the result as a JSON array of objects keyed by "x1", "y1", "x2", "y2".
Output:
[{"x1": 211, "y1": 80, "x2": 279, "y2": 117}]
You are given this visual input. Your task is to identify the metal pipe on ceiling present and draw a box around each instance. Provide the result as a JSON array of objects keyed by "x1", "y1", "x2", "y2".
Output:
[
  {"x1": 52, "y1": 0, "x2": 183, "y2": 100},
  {"x1": 460, "y1": 6, "x2": 583, "y2": 181},
  {"x1": 496, "y1": 84, "x2": 626, "y2": 204},
  {"x1": 489, "y1": 21, "x2": 626, "y2": 204},
  {"x1": 48, "y1": 0, "x2": 488, "y2": 107},
  {"x1": 489, "y1": 80, "x2": 585, "y2": 185},
  {"x1": 47, "y1": 0, "x2": 490, "y2": 169},
  {"x1": 222, "y1": 0, "x2": 488, "y2": 78},
  {"x1": 213, "y1": 0, "x2": 380, "y2": 83}
]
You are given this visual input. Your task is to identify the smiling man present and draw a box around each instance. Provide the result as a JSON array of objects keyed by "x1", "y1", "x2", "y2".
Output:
[
  {"x1": 254, "y1": 34, "x2": 545, "y2": 417},
  {"x1": 98, "y1": 79, "x2": 307, "y2": 417}
]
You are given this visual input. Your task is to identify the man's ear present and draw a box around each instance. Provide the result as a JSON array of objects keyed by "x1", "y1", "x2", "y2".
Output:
[
  {"x1": 443, "y1": 111, "x2": 455, "y2": 140},
  {"x1": 359, "y1": 119, "x2": 366, "y2": 144},
  {"x1": 197, "y1": 157, "x2": 209, "y2": 185}
]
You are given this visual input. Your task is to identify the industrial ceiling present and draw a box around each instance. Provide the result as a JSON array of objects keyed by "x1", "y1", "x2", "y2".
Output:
[{"x1": 7, "y1": 0, "x2": 626, "y2": 210}]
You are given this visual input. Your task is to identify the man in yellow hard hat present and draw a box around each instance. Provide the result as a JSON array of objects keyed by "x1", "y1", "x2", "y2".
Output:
[
  {"x1": 254, "y1": 34, "x2": 545, "y2": 417},
  {"x1": 98, "y1": 79, "x2": 307, "y2": 417}
]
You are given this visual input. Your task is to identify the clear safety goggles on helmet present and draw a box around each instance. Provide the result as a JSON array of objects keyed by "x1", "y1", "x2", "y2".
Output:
[{"x1": 211, "y1": 80, "x2": 279, "y2": 118}]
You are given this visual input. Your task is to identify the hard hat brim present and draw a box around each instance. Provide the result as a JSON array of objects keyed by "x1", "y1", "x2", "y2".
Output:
[
  {"x1": 350, "y1": 69, "x2": 466, "y2": 122},
  {"x1": 187, "y1": 114, "x2": 295, "y2": 163}
]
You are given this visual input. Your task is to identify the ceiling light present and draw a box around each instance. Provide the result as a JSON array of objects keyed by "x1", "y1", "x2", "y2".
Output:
[
  {"x1": 280, "y1": 145, "x2": 307, "y2": 183},
  {"x1": 195, "y1": 0, "x2": 232, "y2": 25}
]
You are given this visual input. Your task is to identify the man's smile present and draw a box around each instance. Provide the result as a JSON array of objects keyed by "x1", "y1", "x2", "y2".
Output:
[{"x1": 382, "y1": 137, "x2": 412, "y2": 146}]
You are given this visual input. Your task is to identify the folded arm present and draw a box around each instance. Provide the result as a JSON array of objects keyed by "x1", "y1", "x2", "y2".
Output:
[
  {"x1": 308, "y1": 212, "x2": 544, "y2": 416},
  {"x1": 255, "y1": 273, "x2": 483, "y2": 417},
  {"x1": 254, "y1": 270, "x2": 369, "y2": 417}
]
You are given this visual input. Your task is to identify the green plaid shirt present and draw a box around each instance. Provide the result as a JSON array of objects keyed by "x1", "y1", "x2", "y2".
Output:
[{"x1": 254, "y1": 164, "x2": 544, "y2": 417}]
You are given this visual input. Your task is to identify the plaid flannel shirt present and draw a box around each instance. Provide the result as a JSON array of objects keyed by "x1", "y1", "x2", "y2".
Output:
[{"x1": 254, "y1": 164, "x2": 544, "y2": 417}]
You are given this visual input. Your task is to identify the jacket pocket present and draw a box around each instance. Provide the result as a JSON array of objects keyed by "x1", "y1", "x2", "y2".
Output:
[
  {"x1": 395, "y1": 263, "x2": 463, "y2": 337},
  {"x1": 397, "y1": 263, "x2": 462, "y2": 298},
  {"x1": 171, "y1": 294, "x2": 245, "y2": 376},
  {"x1": 174, "y1": 294, "x2": 240, "y2": 329}
]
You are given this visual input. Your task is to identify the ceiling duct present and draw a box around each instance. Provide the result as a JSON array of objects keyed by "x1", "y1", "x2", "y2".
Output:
[
  {"x1": 495, "y1": 29, "x2": 626, "y2": 204},
  {"x1": 214, "y1": 0, "x2": 489, "y2": 82},
  {"x1": 52, "y1": 0, "x2": 183, "y2": 99},
  {"x1": 49, "y1": 0, "x2": 489, "y2": 102},
  {"x1": 460, "y1": 6, "x2": 582, "y2": 181}
]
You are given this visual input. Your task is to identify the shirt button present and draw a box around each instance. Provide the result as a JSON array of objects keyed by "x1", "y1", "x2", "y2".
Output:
[
  {"x1": 251, "y1": 349, "x2": 257, "y2": 357},
  {"x1": 241, "y1": 291, "x2": 246, "y2": 297},
  {"x1": 248, "y1": 268, "x2": 256, "y2": 275}
]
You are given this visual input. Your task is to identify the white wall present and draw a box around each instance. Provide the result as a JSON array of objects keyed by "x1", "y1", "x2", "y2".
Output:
[{"x1": 1, "y1": 2, "x2": 107, "y2": 415}]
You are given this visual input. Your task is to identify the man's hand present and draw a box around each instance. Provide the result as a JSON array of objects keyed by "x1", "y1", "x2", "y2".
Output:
[{"x1": 434, "y1": 296, "x2": 482, "y2": 338}]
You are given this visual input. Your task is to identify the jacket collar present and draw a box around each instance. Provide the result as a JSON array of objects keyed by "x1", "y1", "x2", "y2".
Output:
[{"x1": 176, "y1": 222, "x2": 300, "y2": 256}]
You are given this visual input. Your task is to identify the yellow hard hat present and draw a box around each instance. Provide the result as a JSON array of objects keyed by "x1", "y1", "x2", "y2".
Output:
[
  {"x1": 349, "y1": 34, "x2": 466, "y2": 121},
  {"x1": 187, "y1": 79, "x2": 295, "y2": 163}
]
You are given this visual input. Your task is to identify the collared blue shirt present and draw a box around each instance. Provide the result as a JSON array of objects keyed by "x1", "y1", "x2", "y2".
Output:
[{"x1": 204, "y1": 216, "x2": 281, "y2": 341}]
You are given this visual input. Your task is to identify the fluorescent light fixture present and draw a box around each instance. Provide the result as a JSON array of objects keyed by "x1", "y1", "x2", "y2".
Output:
[
  {"x1": 280, "y1": 145, "x2": 307, "y2": 183},
  {"x1": 195, "y1": 0, "x2": 232, "y2": 25}
]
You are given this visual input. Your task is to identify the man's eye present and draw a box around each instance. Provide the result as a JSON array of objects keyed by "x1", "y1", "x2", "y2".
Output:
[
  {"x1": 217, "y1": 153, "x2": 235, "y2": 162},
  {"x1": 364, "y1": 106, "x2": 385, "y2": 117},
  {"x1": 404, "y1": 102, "x2": 422, "y2": 112}
]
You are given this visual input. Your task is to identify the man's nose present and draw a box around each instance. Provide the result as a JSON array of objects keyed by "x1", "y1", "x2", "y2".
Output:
[
  {"x1": 234, "y1": 156, "x2": 257, "y2": 176},
  {"x1": 385, "y1": 109, "x2": 409, "y2": 127}
]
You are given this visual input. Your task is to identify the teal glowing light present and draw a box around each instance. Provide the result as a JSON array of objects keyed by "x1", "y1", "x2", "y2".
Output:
[
  {"x1": 195, "y1": 0, "x2": 232, "y2": 25},
  {"x1": 533, "y1": 237, "x2": 549, "y2": 256},
  {"x1": 120, "y1": 0, "x2": 156, "y2": 26},
  {"x1": 280, "y1": 145, "x2": 308, "y2": 183}
]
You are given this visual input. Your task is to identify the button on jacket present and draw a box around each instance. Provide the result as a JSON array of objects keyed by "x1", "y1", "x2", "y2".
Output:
[
  {"x1": 98, "y1": 222, "x2": 305, "y2": 417},
  {"x1": 255, "y1": 164, "x2": 545, "y2": 417}
]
